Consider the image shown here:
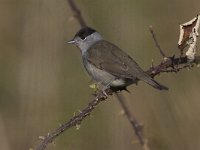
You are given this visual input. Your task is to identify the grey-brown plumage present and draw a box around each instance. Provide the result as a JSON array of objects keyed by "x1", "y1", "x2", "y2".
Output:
[
  {"x1": 85, "y1": 40, "x2": 168, "y2": 90},
  {"x1": 68, "y1": 27, "x2": 168, "y2": 91}
]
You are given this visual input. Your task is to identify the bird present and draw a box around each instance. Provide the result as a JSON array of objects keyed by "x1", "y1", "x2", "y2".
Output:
[{"x1": 68, "y1": 26, "x2": 168, "y2": 91}]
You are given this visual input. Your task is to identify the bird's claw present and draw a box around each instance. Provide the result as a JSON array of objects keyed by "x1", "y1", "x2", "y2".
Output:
[{"x1": 102, "y1": 90, "x2": 108, "y2": 97}]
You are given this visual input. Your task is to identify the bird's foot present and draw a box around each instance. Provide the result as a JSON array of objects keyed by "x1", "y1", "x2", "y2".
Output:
[
  {"x1": 101, "y1": 84, "x2": 112, "y2": 97},
  {"x1": 89, "y1": 82, "x2": 104, "y2": 96},
  {"x1": 89, "y1": 82, "x2": 111, "y2": 97},
  {"x1": 102, "y1": 89, "x2": 108, "y2": 97}
]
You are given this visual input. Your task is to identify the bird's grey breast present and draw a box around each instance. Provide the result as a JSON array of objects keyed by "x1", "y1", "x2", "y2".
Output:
[{"x1": 82, "y1": 56, "x2": 116, "y2": 85}]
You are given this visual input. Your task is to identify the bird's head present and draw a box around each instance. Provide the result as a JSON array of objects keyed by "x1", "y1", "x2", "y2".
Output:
[{"x1": 68, "y1": 26, "x2": 103, "y2": 53}]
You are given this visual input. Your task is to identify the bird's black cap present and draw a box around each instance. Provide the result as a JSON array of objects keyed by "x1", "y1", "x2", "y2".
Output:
[{"x1": 75, "y1": 27, "x2": 96, "y2": 39}]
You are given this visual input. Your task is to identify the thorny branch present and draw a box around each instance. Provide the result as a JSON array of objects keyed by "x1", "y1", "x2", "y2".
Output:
[
  {"x1": 36, "y1": 0, "x2": 200, "y2": 150},
  {"x1": 149, "y1": 26, "x2": 166, "y2": 58},
  {"x1": 36, "y1": 89, "x2": 113, "y2": 150}
]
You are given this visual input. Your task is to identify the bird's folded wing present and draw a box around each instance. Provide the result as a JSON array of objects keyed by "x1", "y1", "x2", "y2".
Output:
[{"x1": 86, "y1": 40, "x2": 145, "y2": 79}]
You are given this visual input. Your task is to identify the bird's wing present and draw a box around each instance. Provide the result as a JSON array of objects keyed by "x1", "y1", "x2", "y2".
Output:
[{"x1": 86, "y1": 40, "x2": 147, "y2": 80}]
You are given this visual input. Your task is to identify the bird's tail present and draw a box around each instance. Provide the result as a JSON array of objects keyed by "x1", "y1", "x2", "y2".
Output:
[{"x1": 141, "y1": 75, "x2": 168, "y2": 90}]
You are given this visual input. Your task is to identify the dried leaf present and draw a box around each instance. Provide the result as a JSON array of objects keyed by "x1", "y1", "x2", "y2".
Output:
[{"x1": 178, "y1": 15, "x2": 200, "y2": 60}]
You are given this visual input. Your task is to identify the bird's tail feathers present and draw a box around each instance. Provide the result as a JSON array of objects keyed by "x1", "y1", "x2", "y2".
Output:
[{"x1": 142, "y1": 76, "x2": 168, "y2": 90}]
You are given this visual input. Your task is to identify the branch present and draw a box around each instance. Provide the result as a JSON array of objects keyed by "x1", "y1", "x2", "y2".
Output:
[
  {"x1": 147, "y1": 56, "x2": 200, "y2": 77},
  {"x1": 36, "y1": 89, "x2": 112, "y2": 150}
]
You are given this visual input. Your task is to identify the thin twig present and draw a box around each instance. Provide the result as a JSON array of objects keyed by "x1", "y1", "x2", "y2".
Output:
[
  {"x1": 115, "y1": 92, "x2": 144, "y2": 144},
  {"x1": 149, "y1": 26, "x2": 166, "y2": 58},
  {"x1": 68, "y1": 0, "x2": 87, "y2": 27}
]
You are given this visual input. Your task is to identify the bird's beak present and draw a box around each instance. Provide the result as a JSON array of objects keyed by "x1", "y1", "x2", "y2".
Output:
[{"x1": 67, "y1": 39, "x2": 75, "y2": 44}]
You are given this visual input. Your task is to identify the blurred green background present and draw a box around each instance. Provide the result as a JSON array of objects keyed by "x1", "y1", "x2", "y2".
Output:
[{"x1": 0, "y1": 0, "x2": 200, "y2": 150}]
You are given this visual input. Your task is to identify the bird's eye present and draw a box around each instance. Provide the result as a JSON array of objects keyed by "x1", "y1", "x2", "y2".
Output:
[
  {"x1": 80, "y1": 36, "x2": 87, "y2": 40},
  {"x1": 82, "y1": 37, "x2": 86, "y2": 40}
]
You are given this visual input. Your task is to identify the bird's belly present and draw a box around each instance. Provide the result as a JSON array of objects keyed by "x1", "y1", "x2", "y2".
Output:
[
  {"x1": 110, "y1": 79, "x2": 126, "y2": 87},
  {"x1": 84, "y1": 62, "x2": 116, "y2": 86}
]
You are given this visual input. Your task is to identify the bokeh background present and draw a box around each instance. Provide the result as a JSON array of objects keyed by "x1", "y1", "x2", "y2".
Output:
[{"x1": 0, "y1": 0, "x2": 200, "y2": 150}]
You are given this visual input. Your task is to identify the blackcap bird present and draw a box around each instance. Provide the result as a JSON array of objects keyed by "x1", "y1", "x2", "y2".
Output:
[{"x1": 68, "y1": 27, "x2": 168, "y2": 91}]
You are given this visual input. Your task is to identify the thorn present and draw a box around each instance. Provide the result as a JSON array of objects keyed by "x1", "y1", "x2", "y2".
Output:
[
  {"x1": 119, "y1": 110, "x2": 125, "y2": 116},
  {"x1": 139, "y1": 122, "x2": 144, "y2": 129},
  {"x1": 52, "y1": 142, "x2": 56, "y2": 146},
  {"x1": 163, "y1": 57, "x2": 169, "y2": 62},
  {"x1": 131, "y1": 140, "x2": 140, "y2": 145},
  {"x1": 39, "y1": 136, "x2": 45, "y2": 140},
  {"x1": 102, "y1": 90, "x2": 108, "y2": 97},
  {"x1": 68, "y1": 16, "x2": 74, "y2": 22},
  {"x1": 143, "y1": 139, "x2": 149, "y2": 150},
  {"x1": 151, "y1": 59, "x2": 154, "y2": 68},
  {"x1": 73, "y1": 112, "x2": 76, "y2": 117}
]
